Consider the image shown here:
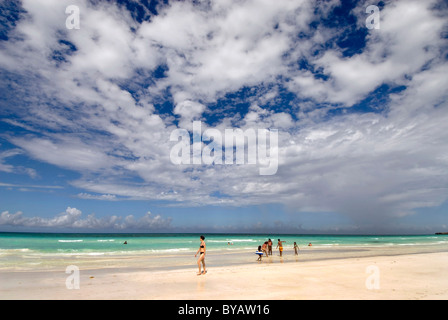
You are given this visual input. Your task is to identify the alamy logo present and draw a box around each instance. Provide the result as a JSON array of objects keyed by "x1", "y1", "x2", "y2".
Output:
[
  {"x1": 366, "y1": 5, "x2": 380, "y2": 30},
  {"x1": 65, "y1": 265, "x2": 80, "y2": 289},
  {"x1": 65, "y1": 5, "x2": 80, "y2": 30},
  {"x1": 170, "y1": 121, "x2": 278, "y2": 175},
  {"x1": 365, "y1": 265, "x2": 380, "y2": 290}
]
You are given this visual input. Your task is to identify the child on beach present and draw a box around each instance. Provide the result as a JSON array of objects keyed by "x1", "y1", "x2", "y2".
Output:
[
  {"x1": 256, "y1": 245, "x2": 263, "y2": 261},
  {"x1": 294, "y1": 242, "x2": 299, "y2": 255}
]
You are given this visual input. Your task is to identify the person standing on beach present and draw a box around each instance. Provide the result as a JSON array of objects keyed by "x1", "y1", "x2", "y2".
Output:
[
  {"x1": 294, "y1": 242, "x2": 299, "y2": 255},
  {"x1": 195, "y1": 235, "x2": 207, "y2": 275},
  {"x1": 276, "y1": 239, "x2": 286, "y2": 257},
  {"x1": 268, "y1": 239, "x2": 273, "y2": 256}
]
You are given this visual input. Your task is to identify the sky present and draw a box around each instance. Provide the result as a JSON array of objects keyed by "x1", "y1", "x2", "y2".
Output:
[{"x1": 0, "y1": 0, "x2": 447, "y2": 234}]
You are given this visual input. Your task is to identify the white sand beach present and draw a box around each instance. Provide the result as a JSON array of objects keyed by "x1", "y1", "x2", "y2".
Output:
[{"x1": 1, "y1": 251, "x2": 447, "y2": 300}]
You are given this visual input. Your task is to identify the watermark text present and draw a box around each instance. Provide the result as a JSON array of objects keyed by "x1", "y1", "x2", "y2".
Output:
[
  {"x1": 170, "y1": 121, "x2": 278, "y2": 175},
  {"x1": 66, "y1": 5, "x2": 80, "y2": 30},
  {"x1": 366, "y1": 5, "x2": 380, "y2": 30},
  {"x1": 65, "y1": 265, "x2": 80, "y2": 289}
]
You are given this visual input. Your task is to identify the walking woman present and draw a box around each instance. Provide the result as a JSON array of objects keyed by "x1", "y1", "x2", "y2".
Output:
[{"x1": 195, "y1": 235, "x2": 207, "y2": 275}]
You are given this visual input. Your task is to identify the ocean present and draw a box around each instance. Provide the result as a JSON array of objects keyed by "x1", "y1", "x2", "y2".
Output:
[{"x1": 1, "y1": 232, "x2": 447, "y2": 271}]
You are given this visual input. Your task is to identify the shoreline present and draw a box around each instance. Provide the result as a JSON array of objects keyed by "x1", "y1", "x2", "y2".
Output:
[
  {"x1": 1, "y1": 241, "x2": 447, "y2": 272},
  {"x1": 2, "y1": 245, "x2": 445, "y2": 272},
  {"x1": 1, "y1": 248, "x2": 448, "y2": 300}
]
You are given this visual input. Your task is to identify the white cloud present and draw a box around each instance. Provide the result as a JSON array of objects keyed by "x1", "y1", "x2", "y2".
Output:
[
  {"x1": 77, "y1": 193, "x2": 117, "y2": 201},
  {"x1": 173, "y1": 100, "x2": 206, "y2": 129},
  {"x1": 0, "y1": 149, "x2": 20, "y2": 173},
  {"x1": 10, "y1": 136, "x2": 113, "y2": 172},
  {"x1": 0, "y1": 148, "x2": 38, "y2": 179},
  {"x1": 0, "y1": 207, "x2": 172, "y2": 230},
  {"x1": 288, "y1": 0, "x2": 447, "y2": 106},
  {"x1": 139, "y1": 0, "x2": 315, "y2": 102},
  {"x1": 0, "y1": 0, "x2": 447, "y2": 228}
]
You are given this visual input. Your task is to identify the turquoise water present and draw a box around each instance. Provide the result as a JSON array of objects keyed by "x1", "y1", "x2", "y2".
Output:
[
  {"x1": 1, "y1": 232, "x2": 448, "y2": 253},
  {"x1": 1, "y1": 232, "x2": 447, "y2": 271}
]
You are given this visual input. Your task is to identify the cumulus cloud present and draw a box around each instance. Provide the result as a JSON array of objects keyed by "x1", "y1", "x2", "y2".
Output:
[
  {"x1": 287, "y1": 0, "x2": 447, "y2": 106},
  {"x1": 173, "y1": 100, "x2": 207, "y2": 129},
  {"x1": 0, "y1": 0, "x2": 447, "y2": 228},
  {"x1": 0, "y1": 207, "x2": 172, "y2": 231}
]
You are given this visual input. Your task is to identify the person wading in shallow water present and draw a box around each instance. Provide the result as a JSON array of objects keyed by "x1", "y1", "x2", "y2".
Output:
[
  {"x1": 195, "y1": 235, "x2": 207, "y2": 275},
  {"x1": 276, "y1": 239, "x2": 286, "y2": 257}
]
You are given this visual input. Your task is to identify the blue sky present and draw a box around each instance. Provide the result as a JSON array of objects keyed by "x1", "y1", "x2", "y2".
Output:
[{"x1": 0, "y1": 0, "x2": 447, "y2": 234}]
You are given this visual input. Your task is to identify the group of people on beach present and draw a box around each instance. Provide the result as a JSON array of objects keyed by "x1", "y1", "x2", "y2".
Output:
[
  {"x1": 194, "y1": 235, "x2": 312, "y2": 275},
  {"x1": 256, "y1": 239, "x2": 302, "y2": 260}
]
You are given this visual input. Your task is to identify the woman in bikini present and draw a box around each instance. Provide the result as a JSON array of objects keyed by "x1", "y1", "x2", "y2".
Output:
[{"x1": 195, "y1": 235, "x2": 207, "y2": 275}]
